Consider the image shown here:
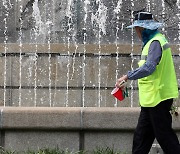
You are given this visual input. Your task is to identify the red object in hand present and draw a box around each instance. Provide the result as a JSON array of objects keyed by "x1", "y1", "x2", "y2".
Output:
[{"x1": 111, "y1": 87, "x2": 124, "y2": 101}]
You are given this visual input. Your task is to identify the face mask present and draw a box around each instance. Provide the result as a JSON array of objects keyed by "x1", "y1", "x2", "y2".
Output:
[{"x1": 142, "y1": 29, "x2": 158, "y2": 46}]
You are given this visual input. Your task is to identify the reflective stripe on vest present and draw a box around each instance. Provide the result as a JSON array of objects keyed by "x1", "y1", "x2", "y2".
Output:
[{"x1": 140, "y1": 43, "x2": 170, "y2": 60}]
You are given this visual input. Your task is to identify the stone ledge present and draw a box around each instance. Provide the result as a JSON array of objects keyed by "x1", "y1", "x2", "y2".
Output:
[
  {"x1": 1, "y1": 107, "x2": 81, "y2": 130},
  {"x1": 82, "y1": 107, "x2": 140, "y2": 130},
  {"x1": 0, "y1": 107, "x2": 180, "y2": 131},
  {"x1": 0, "y1": 43, "x2": 179, "y2": 54}
]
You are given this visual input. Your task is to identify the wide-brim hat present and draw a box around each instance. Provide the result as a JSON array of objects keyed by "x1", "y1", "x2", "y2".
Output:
[{"x1": 126, "y1": 12, "x2": 164, "y2": 30}]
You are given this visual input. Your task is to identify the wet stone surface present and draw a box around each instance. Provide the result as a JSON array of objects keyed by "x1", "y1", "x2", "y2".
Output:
[
  {"x1": 0, "y1": 0, "x2": 179, "y2": 107},
  {"x1": 0, "y1": 0, "x2": 179, "y2": 44}
]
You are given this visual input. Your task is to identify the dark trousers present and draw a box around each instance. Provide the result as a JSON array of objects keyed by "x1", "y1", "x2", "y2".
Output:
[{"x1": 132, "y1": 99, "x2": 180, "y2": 154}]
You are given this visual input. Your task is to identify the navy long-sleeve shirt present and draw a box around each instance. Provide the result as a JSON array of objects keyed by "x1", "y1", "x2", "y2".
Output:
[{"x1": 127, "y1": 41, "x2": 162, "y2": 80}]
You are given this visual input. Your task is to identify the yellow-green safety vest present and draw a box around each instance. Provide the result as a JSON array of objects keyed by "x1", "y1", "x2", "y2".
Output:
[{"x1": 138, "y1": 33, "x2": 179, "y2": 107}]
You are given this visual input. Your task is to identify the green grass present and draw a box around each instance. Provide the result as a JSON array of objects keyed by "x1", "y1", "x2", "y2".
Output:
[
  {"x1": 92, "y1": 147, "x2": 127, "y2": 154},
  {"x1": 0, "y1": 147, "x2": 127, "y2": 154}
]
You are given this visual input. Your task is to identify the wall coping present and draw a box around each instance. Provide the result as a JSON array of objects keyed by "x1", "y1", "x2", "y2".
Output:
[
  {"x1": 0, "y1": 107, "x2": 180, "y2": 131},
  {"x1": 0, "y1": 43, "x2": 179, "y2": 54}
]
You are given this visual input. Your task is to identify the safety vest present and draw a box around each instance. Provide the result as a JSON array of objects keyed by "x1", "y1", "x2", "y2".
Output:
[{"x1": 138, "y1": 33, "x2": 179, "y2": 107}]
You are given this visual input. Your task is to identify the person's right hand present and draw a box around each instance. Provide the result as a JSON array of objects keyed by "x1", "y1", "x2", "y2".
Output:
[{"x1": 115, "y1": 75, "x2": 128, "y2": 88}]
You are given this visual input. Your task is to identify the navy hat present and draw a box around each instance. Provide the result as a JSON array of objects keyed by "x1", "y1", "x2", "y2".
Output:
[{"x1": 127, "y1": 12, "x2": 164, "y2": 30}]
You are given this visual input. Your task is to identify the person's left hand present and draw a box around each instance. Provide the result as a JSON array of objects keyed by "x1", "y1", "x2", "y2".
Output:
[{"x1": 115, "y1": 75, "x2": 128, "y2": 88}]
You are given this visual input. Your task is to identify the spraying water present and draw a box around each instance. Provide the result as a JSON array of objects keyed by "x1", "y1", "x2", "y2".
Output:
[
  {"x1": 0, "y1": 0, "x2": 180, "y2": 107},
  {"x1": 2, "y1": 0, "x2": 10, "y2": 106},
  {"x1": 114, "y1": 0, "x2": 123, "y2": 107}
]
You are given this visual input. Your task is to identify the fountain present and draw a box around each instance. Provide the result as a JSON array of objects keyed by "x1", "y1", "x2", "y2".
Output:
[
  {"x1": 0, "y1": 0, "x2": 179, "y2": 107},
  {"x1": 0, "y1": 0, "x2": 179, "y2": 153},
  {"x1": 0, "y1": 0, "x2": 170, "y2": 107}
]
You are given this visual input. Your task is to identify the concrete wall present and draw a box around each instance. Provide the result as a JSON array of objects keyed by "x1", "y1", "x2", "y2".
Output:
[
  {"x1": 0, "y1": 107, "x2": 179, "y2": 153},
  {"x1": 0, "y1": 0, "x2": 180, "y2": 44},
  {"x1": 0, "y1": 44, "x2": 179, "y2": 107},
  {"x1": 0, "y1": 1, "x2": 179, "y2": 107}
]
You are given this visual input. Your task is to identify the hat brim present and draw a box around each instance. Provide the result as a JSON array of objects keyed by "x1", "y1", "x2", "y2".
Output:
[{"x1": 126, "y1": 20, "x2": 164, "y2": 30}]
